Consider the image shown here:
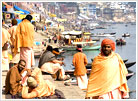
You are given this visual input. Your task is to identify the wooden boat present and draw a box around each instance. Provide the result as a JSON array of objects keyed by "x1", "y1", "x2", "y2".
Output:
[
  {"x1": 95, "y1": 26, "x2": 106, "y2": 29},
  {"x1": 62, "y1": 41, "x2": 101, "y2": 51},
  {"x1": 116, "y1": 38, "x2": 126, "y2": 45},
  {"x1": 123, "y1": 59, "x2": 129, "y2": 63},
  {"x1": 85, "y1": 62, "x2": 136, "y2": 69},
  {"x1": 92, "y1": 38, "x2": 100, "y2": 41},
  {"x1": 122, "y1": 33, "x2": 130, "y2": 37},
  {"x1": 34, "y1": 48, "x2": 65, "y2": 58},
  {"x1": 91, "y1": 34, "x2": 115, "y2": 37},
  {"x1": 125, "y1": 62, "x2": 136, "y2": 68},
  {"x1": 65, "y1": 69, "x2": 134, "y2": 80},
  {"x1": 62, "y1": 45, "x2": 101, "y2": 51},
  {"x1": 104, "y1": 32, "x2": 116, "y2": 35},
  {"x1": 91, "y1": 58, "x2": 128, "y2": 63}
]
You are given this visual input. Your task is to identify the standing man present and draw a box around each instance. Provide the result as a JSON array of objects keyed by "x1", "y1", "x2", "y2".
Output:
[
  {"x1": 85, "y1": 39, "x2": 129, "y2": 99},
  {"x1": 72, "y1": 45, "x2": 88, "y2": 90},
  {"x1": 8, "y1": 19, "x2": 20, "y2": 64},
  {"x1": 5, "y1": 59, "x2": 29, "y2": 98},
  {"x1": 15, "y1": 15, "x2": 35, "y2": 69},
  {"x1": 2, "y1": 21, "x2": 11, "y2": 71}
]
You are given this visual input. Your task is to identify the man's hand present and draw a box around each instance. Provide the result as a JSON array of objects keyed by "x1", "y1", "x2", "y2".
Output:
[{"x1": 61, "y1": 62, "x2": 66, "y2": 66}]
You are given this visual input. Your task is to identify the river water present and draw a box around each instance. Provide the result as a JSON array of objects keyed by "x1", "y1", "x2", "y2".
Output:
[{"x1": 62, "y1": 23, "x2": 136, "y2": 99}]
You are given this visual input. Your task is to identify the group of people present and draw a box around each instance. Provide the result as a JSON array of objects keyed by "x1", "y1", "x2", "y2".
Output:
[
  {"x1": 2, "y1": 14, "x2": 35, "y2": 71},
  {"x1": 5, "y1": 59, "x2": 57, "y2": 99},
  {"x1": 2, "y1": 14, "x2": 129, "y2": 99},
  {"x1": 4, "y1": 44, "x2": 70, "y2": 99},
  {"x1": 3, "y1": 14, "x2": 70, "y2": 99}
]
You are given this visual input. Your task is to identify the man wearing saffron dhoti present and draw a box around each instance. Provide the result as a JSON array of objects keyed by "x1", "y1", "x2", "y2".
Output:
[
  {"x1": 72, "y1": 45, "x2": 88, "y2": 90},
  {"x1": 85, "y1": 38, "x2": 129, "y2": 99},
  {"x1": 15, "y1": 15, "x2": 35, "y2": 69}
]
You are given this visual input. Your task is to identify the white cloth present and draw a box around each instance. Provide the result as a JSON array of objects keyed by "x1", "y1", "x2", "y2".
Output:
[
  {"x1": 20, "y1": 47, "x2": 35, "y2": 69},
  {"x1": 76, "y1": 73, "x2": 88, "y2": 90},
  {"x1": 41, "y1": 62, "x2": 65, "y2": 79},
  {"x1": 2, "y1": 50, "x2": 9, "y2": 71}
]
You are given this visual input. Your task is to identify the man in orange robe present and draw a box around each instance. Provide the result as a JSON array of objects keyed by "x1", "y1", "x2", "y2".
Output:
[
  {"x1": 15, "y1": 15, "x2": 35, "y2": 69},
  {"x1": 5, "y1": 59, "x2": 30, "y2": 98},
  {"x1": 72, "y1": 45, "x2": 88, "y2": 90},
  {"x1": 8, "y1": 19, "x2": 20, "y2": 64},
  {"x1": 22, "y1": 68, "x2": 55, "y2": 99},
  {"x1": 85, "y1": 39, "x2": 129, "y2": 99}
]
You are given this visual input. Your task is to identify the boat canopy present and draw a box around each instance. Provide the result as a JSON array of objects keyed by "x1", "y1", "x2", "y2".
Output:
[
  {"x1": 72, "y1": 41, "x2": 96, "y2": 45},
  {"x1": 61, "y1": 31, "x2": 70, "y2": 35},
  {"x1": 14, "y1": 5, "x2": 30, "y2": 14},
  {"x1": 84, "y1": 32, "x2": 91, "y2": 35},
  {"x1": 14, "y1": 11, "x2": 25, "y2": 14},
  {"x1": 62, "y1": 31, "x2": 82, "y2": 35}
]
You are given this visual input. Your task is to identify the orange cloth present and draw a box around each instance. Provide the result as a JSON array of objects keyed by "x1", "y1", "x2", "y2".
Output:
[
  {"x1": 22, "y1": 68, "x2": 55, "y2": 99},
  {"x1": 14, "y1": 19, "x2": 34, "y2": 54},
  {"x1": 72, "y1": 52, "x2": 88, "y2": 76},
  {"x1": 101, "y1": 38, "x2": 115, "y2": 51},
  {"x1": 86, "y1": 52, "x2": 129, "y2": 98},
  {"x1": 31, "y1": 68, "x2": 45, "y2": 85}
]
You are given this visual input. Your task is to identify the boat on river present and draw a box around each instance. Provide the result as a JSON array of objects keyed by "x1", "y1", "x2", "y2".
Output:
[
  {"x1": 62, "y1": 41, "x2": 101, "y2": 51},
  {"x1": 62, "y1": 45, "x2": 101, "y2": 51},
  {"x1": 65, "y1": 69, "x2": 134, "y2": 80},
  {"x1": 91, "y1": 34, "x2": 115, "y2": 37},
  {"x1": 116, "y1": 38, "x2": 126, "y2": 45},
  {"x1": 122, "y1": 33, "x2": 130, "y2": 37},
  {"x1": 85, "y1": 61, "x2": 136, "y2": 69},
  {"x1": 91, "y1": 58, "x2": 128, "y2": 63}
]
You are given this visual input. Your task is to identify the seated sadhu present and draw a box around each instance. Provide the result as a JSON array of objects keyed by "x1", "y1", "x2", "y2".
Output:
[
  {"x1": 85, "y1": 39, "x2": 129, "y2": 99},
  {"x1": 21, "y1": 67, "x2": 55, "y2": 99},
  {"x1": 5, "y1": 59, "x2": 31, "y2": 98},
  {"x1": 38, "y1": 45, "x2": 70, "y2": 81}
]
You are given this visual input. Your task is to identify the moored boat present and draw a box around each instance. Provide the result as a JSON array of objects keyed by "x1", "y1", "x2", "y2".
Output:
[
  {"x1": 91, "y1": 58, "x2": 128, "y2": 63},
  {"x1": 91, "y1": 34, "x2": 115, "y2": 37},
  {"x1": 125, "y1": 62, "x2": 136, "y2": 68},
  {"x1": 116, "y1": 38, "x2": 126, "y2": 45},
  {"x1": 62, "y1": 45, "x2": 101, "y2": 51},
  {"x1": 122, "y1": 33, "x2": 130, "y2": 37},
  {"x1": 85, "y1": 61, "x2": 136, "y2": 69},
  {"x1": 65, "y1": 69, "x2": 134, "y2": 80}
]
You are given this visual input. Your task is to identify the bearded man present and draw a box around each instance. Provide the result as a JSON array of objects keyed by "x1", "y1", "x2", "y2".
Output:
[{"x1": 85, "y1": 39, "x2": 129, "y2": 99}]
